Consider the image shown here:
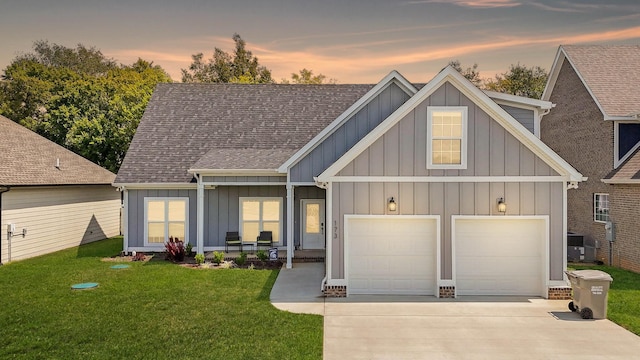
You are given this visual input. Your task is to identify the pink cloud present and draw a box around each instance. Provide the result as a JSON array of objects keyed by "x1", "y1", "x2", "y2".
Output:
[
  {"x1": 406, "y1": 0, "x2": 521, "y2": 8},
  {"x1": 105, "y1": 25, "x2": 640, "y2": 83}
]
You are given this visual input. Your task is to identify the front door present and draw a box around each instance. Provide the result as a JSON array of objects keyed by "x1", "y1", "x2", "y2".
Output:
[{"x1": 301, "y1": 199, "x2": 325, "y2": 249}]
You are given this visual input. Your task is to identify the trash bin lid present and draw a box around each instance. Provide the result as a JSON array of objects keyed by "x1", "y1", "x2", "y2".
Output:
[{"x1": 571, "y1": 270, "x2": 613, "y2": 281}]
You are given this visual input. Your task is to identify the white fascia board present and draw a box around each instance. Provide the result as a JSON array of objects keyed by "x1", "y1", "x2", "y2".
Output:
[
  {"x1": 112, "y1": 183, "x2": 197, "y2": 189},
  {"x1": 601, "y1": 178, "x2": 640, "y2": 184},
  {"x1": 276, "y1": 70, "x2": 418, "y2": 173},
  {"x1": 188, "y1": 169, "x2": 283, "y2": 176},
  {"x1": 542, "y1": 47, "x2": 565, "y2": 101},
  {"x1": 484, "y1": 90, "x2": 554, "y2": 110},
  {"x1": 605, "y1": 115, "x2": 638, "y2": 121},
  {"x1": 317, "y1": 66, "x2": 585, "y2": 183}
]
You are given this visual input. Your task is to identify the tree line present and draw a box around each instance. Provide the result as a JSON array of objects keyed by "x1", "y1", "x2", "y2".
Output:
[{"x1": 0, "y1": 35, "x2": 547, "y2": 174}]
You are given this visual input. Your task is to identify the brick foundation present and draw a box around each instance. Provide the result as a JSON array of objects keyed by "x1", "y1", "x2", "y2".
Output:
[
  {"x1": 439, "y1": 286, "x2": 456, "y2": 298},
  {"x1": 323, "y1": 285, "x2": 346, "y2": 297},
  {"x1": 548, "y1": 287, "x2": 572, "y2": 300}
]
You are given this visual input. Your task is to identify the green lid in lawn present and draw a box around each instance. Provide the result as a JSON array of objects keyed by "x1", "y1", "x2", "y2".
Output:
[
  {"x1": 71, "y1": 282, "x2": 99, "y2": 290},
  {"x1": 110, "y1": 264, "x2": 131, "y2": 269}
]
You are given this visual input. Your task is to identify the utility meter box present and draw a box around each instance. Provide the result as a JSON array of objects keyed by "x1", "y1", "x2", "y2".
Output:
[{"x1": 605, "y1": 221, "x2": 616, "y2": 242}]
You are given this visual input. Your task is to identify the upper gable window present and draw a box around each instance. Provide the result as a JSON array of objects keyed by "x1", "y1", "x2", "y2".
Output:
[{"x1": 427, "y1": 106, "x2": 468, "y2": 169}]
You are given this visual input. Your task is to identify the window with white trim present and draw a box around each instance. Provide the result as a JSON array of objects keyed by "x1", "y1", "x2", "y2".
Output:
[
  {"x1": 240, "y1": 197, "x2": 282, "y2": 243},
  {"x1": 144, "y1": 198, "x2": 189, "y2": 246},
  {"x1": 594, "y1": 193, "x2": 609, "y2": 223},
  {"x1": 427, "y1": 106, "x2": 468, "y2": 169}
]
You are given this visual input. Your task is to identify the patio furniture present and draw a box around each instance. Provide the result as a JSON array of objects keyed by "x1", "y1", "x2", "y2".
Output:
[
  {"x1": 225, "y1": 231, "x2": 243, "y2": 252},
  {"x1": 256, "y1": 231, "x2": 273, "y2": 251}
]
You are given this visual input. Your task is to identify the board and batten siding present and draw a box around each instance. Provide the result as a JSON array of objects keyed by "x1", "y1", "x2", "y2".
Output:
[
  {"x1": 127, "y1": 189, "x2": 198, "y2": 248},
  {"x1": 329, "y1": 82, "x2": 565, "y2": 281},
  {"x1": 128, "y1": 186, "x2": 292, "y2": 249},
  {"x1": 203, "y1": 185, "x2": 287, "y2": 247},
  {"x1": 290, "y1": 82, "x2": 411, "y2": 183},
  {"x1": 499, "y1": 104, "x2": 535, "y2": 134},
  {"x1": 1, "y1": 185, "x2": 120, "y2": 263}
]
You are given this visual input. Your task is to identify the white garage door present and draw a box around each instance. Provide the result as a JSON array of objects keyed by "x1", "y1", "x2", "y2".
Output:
[
  {"x1": 455, "y1": 218, "x2": 546, "y2": 296},
  {"x1": 347, "y1": 217, "x2": 438, "y2": 295}
]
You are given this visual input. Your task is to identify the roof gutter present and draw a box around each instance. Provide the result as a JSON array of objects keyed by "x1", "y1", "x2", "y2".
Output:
[{"x1": 0, "y1": 185, "x2": 10, "y2": 265}]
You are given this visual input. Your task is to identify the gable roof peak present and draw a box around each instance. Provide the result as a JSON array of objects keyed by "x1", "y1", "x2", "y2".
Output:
[{"x1": 544, "y1": 44, "x2": 640, "y2": 119}]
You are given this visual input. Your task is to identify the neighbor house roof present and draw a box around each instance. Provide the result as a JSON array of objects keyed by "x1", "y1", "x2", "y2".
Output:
[
  {"x1": 115, "y1": 83, "x2": 374, "y2": 184},
  {"x1": 603, "y1": 148, "x2": 640, "y2": 184},
  {"x1": 543, "y1": 45, "x2": 640, "y2": 119},
  {"x1": 0, "y1": 115, "x2": 116, "y2": 186}
]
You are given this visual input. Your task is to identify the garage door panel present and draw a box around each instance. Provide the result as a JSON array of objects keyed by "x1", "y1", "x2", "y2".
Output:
[
  {"x1": 455, "y1": 218, "x2": 545, "y2": 297},
  {"x1": 348, "y1": 217, "x2": 437, "y2": 295}
]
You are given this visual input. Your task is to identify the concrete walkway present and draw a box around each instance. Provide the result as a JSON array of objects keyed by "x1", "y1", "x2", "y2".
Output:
[{"x1": 270, "y1": 264, "x2": 640, "y2": 359}]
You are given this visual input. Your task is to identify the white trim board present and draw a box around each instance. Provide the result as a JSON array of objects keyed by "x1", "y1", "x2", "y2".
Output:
[
  {"x1": 325, "y1": 176, "x2": 570, "y2": 183},
  {"x1": 317, "y1": 66, "x2": 584, "y2": 184}
]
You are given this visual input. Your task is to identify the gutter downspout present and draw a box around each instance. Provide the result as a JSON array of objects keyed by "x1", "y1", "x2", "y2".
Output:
[{"x1": 0, "y1": 185, "x2": 10, "y2": 266}]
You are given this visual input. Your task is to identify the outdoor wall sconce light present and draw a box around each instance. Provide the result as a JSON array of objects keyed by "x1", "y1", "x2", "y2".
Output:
[
  {"x1": 497, "y1": 197, "x2": 507, "y2": 213},
  {"x1": 388, "y1": 197, "x2": 397, "y2": 212}
]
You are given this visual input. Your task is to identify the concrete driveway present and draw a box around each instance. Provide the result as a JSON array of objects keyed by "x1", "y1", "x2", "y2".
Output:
[{"x1": 271, "y1": 264, "x2": 640, "y2": 359}]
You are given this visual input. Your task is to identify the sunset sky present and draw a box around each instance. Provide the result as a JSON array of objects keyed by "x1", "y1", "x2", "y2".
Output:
[{"x1": 1, "y1": 0, "x2": 639, "y2": 83}]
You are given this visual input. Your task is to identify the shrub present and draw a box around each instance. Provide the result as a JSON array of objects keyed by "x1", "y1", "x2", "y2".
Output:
[
  {"x1": 185, "y1": 243, "x2": 194, "y2": 257},
  {"x1": 164, "y1": 237, "x2": 185, "y2": 262},
  {"x1": 235, "y1": 252, "x2": 247, "y2": 267},
  {"x1": 212, "y1": 251, "x2": 225, "y2": 264},
  {"x1": 256, "y1": 250, "x2": 268, "y2": 262},
  {"x1": 194, "y1": 253, "x2": 205, "y2": 265}
]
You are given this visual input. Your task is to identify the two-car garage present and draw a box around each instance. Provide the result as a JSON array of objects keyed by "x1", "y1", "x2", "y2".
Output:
[{"x1": 345, "y1": 216, "x2": 548, "y2": 297}]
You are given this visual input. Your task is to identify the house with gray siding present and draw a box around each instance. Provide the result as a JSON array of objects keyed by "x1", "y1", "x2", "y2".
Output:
[
  {"x1": 0, "y1": 115, "x2": 120, "y2": 264},
  {"x1": 541, "y1": 45, "x2": 640, "y2": 273},
  {"x1": 115, "y1": 66, "x2": 583, "y2": 298}
]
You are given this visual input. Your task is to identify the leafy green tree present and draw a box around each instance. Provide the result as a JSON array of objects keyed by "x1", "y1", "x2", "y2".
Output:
[
  {"x1": 484, "y1": 63, "x2": 548, "y2": 99},
  {"x1": 181, "y1": 34, "x2": 273, "y2": 84},
  {"x1": 282, "y1": 68, "x2": 336, "y2": 84},
  {"x1": 0, "y1": 42, "x2": 172, "y2": 172},
  {"x1": 448, "y1": 60, "x2": 482, "y2": 86}
]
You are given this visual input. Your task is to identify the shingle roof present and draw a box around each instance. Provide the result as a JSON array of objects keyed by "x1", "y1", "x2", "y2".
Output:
[
  {"x1": 604, "y1": 147, "x2": 640, "y2": 182},
  {"x1": 0, "y1": 115, "x2": 116, "y2": 186},
  {"x1": 562, "y1": 45, "x2": 640, "y2": 117},
  {"x1": 115, "y1": 83, "x2": 374, "y2": 184}
]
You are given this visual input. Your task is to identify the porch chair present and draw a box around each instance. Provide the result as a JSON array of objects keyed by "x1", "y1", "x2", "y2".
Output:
[
  {"x1": 225, "y1": 231, "x2": 243, "y2": 252},
  {"x1": 256, "y1": 231, "x2": 273, "y2": 251}
]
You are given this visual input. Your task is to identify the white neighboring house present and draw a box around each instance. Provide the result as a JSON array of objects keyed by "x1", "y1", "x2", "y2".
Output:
[{"x1": 0, "y1": 115, "x2": 120, "y2": 264}]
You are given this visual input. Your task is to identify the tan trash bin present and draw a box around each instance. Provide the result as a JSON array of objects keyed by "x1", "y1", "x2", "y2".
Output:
[{"x1": 565, "y1": 270, "x2": 613, "y2": 319}]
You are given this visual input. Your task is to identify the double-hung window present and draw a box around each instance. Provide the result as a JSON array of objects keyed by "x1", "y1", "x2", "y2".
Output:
[
  {"x1": 144, "y1": 198, "x2": 189, "y2": 246},
  {"x1": 240, "y1": 198, "x2": 282, "y2": 243},
  {"x1": 427, "y1": 106, "x2": 468, "y2": 169},
  {"x1": 594, "y1": 193, "x2": 610, "y2": 223}
]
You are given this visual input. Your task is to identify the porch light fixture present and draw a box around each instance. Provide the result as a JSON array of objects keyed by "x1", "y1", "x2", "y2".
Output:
[
  {"x1": 497, "y1": 197, "x2": 507, "y2": 213},
  {"x1": 388, "y1": 197, "x2": 397, "y2": 212}
]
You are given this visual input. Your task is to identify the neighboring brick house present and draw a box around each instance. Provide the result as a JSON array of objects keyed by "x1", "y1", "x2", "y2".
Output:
[{"x1": 541, "y1": 45, "x2": 640, "y2": 272}]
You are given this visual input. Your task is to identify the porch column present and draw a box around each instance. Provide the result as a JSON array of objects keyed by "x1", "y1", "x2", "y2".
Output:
[
  {"x1": 196, "y1": 175, "x2": 204, "y2": 255},
  {"x1": 286, "y1": 184, "x2": 294, "y2": 269},
  {"x1": 122, "y1": 187, "x2": 128, "y2": 252}
]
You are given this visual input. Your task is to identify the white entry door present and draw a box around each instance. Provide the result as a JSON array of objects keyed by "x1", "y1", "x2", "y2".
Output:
[{"x1": 301, "y1": 199, "x2": 325, "y2": 249}]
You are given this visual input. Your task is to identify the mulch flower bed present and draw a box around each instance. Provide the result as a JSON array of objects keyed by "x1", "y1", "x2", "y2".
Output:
[{"x1": 103, "y1": 252, "x2": 282, "y2": 270}]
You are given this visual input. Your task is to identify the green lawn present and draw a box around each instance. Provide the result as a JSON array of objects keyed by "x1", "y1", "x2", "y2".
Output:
[
  {"x1": 0, "y1": 237, "x2": 322, "y2": 359},
  {"x1": 572, "y1": 264, "x2": 640, "y2": 335}
]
